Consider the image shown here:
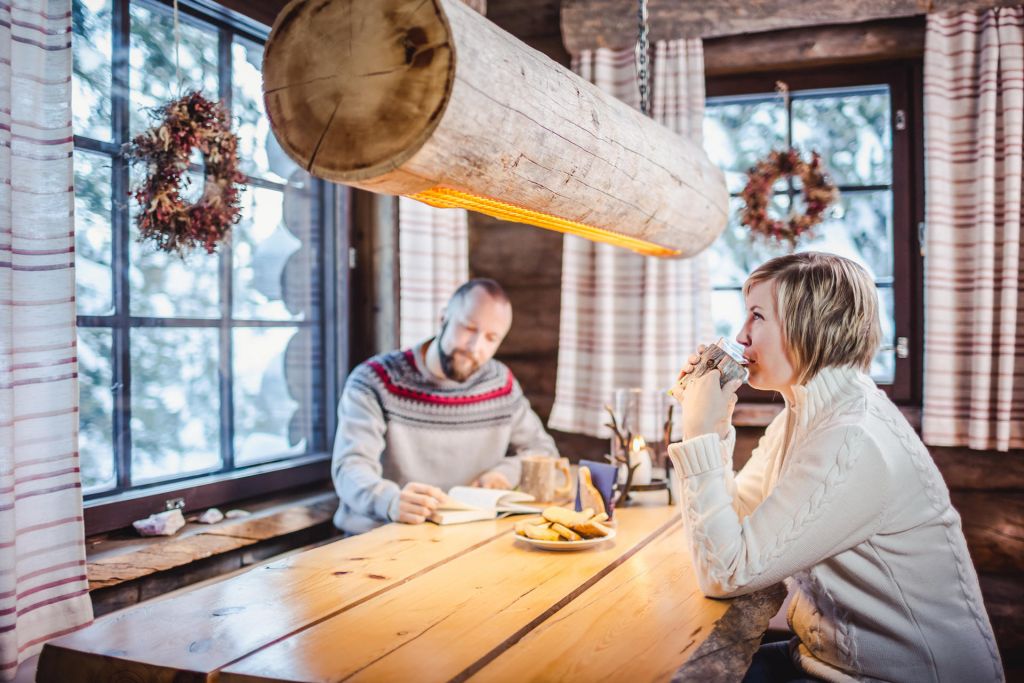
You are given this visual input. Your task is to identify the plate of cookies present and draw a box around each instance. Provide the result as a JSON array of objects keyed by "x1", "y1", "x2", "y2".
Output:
[{"x1": 513, "y1": 506, "x2": 615, "y2": 551}]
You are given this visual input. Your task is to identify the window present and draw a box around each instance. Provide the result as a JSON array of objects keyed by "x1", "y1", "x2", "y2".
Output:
[
  {"x1": 704, "y1": 64, "x2": 921, "y2": 402},
  {"x1": 73, "y1": 0, "x2": 346, "y2": 531}
]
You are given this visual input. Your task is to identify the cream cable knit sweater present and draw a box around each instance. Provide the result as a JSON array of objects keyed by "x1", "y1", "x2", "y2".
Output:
[{"x1": 668, "y1": 366, "x2": 1003, "y2": 682}]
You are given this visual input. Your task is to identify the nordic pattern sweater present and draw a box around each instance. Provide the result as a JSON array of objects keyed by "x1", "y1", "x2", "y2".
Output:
[
  {"x1": 669, "y1": 366, "x2": 1003, "y2": 682},
  {"x1": 331, "y1": 342, "x2": 558, "y2": 535}
]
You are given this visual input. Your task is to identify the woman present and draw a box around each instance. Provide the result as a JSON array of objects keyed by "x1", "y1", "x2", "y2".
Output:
[{"x1": 670, "y1": 252, "x2": 1003, "y2": 682}]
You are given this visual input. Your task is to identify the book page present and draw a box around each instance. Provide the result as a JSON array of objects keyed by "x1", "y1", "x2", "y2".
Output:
[
  {"x1": 441, "y1": 486, "x2": 509, "y2": 511},
  {"x1": 495, "y1": 491, "x2": 541, "y2": 513},
  {"x1": 430, "y1": 508, "x2": 496, "y2": 525}
]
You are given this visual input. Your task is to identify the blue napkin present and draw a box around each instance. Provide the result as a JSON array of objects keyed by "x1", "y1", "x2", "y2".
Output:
[{"x1": 575, "y1": 459, "x2": 618, "y2": 519}]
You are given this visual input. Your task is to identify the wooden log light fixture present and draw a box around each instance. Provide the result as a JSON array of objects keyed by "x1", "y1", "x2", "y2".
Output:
[{"x1": 262, "y1": 0, "x2": 729, "y2": 257}]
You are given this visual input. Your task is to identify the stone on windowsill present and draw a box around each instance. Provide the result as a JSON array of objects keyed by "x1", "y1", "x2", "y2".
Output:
[{"x1": 132, "y1": 509, "x2": 186, "y2": 537}]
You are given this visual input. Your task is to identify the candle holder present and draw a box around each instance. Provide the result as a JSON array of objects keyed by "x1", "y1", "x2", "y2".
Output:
[{"x1": 604, "y1": 389, "x2": 673, "y2": 506}]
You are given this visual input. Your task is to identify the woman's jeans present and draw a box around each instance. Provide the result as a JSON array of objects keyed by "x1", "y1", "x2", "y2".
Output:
[{"x1": 742, "y1": 642, "x2": 822, "y2": 683}]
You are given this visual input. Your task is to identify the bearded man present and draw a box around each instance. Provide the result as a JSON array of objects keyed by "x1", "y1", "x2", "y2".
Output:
[{"x1": 330, "y1": 279, "x2": 559, "y2": 534}]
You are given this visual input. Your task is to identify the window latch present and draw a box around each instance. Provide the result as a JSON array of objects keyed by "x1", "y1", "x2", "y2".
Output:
[
  {"x1": 895, "y1": 109, "x2": 907, "y2": 131},
  {"x1": 165, "y1": 497, "x2": 186, "y2": 511},
  {"x1": 896, "y1": 337, "x2": 910, "y2": 359}
]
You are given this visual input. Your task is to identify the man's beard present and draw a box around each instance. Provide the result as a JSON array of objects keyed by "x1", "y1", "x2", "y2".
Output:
[{"x1": 438, "y1": 321, "x2": 481, "y2": 382}]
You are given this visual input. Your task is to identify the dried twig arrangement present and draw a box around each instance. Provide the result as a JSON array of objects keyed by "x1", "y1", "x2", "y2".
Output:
[{"x1": 604, "y1": 404, "x2": 640, "y2": 504}]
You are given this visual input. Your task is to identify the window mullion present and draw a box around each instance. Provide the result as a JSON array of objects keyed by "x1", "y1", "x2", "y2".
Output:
[
  {"x1": 321, "y1": 180, "x2": 337, "y2": 454},
  {"x1": 111, "y1": 0, "x2": 133, "y2": 492},
  {"x1": 217, "y1": 27, "x2": 235, "y2": 473}
]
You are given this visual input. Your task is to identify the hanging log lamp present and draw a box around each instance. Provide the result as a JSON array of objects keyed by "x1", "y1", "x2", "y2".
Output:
[{"x1": 262, "y1": 0, "x2": 728, "y2": 258}]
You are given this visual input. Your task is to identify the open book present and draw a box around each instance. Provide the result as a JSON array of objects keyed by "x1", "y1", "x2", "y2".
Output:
[{"x1": 430, "y1": 486, "x2": 542, "y2": 525}]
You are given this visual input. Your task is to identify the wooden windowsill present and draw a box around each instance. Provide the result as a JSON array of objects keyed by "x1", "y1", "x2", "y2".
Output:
[
  {"x1": 733, "y1": 402, "x2": 922, "y2": 429},
  {"x1": 86, "y1": 485, "x2": 338, "y2": 592},
  {"x1": 732, "y1": 403, "x2": 785, "y2": 427}
]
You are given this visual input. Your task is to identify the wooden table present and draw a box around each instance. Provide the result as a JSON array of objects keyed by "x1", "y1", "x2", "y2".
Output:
[{"x1": 38, "y1": 499, "x2": 785, "y2": 682}]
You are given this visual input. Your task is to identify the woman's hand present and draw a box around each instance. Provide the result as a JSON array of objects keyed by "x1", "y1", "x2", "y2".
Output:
[
  {"x1": 680, "y1": 371, "x2": 743, "y2": 441},
  {"x1": 675, "y1": 344, "x2": 706, "y2": 382}
]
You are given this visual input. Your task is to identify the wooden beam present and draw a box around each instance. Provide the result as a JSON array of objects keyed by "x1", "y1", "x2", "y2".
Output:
[
  {"x1": 349, "y1": 192, "x2": 400, "y2": 364},
  {"x1": 561, "y1": 0, "x2": 1019, "y2": 53},
  {"x1": 213, "y1": 0, "x2": 484, "y2": 30},
  {"x1": 263, "y1": 0, "x2": 728, "y2": 258},
  {"x1": 214, "y1": 0, "x2": 287, "y2": 28},
  {"x1": 487, "y1": 0, "x2": 560, "y2": 39},
  {"x1": 704, "y1": 17, "x2": 925, "y2": 76}
]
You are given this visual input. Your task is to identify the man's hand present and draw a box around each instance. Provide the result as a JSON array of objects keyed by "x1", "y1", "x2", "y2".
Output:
[
  {"x1": 390, "y1": 482, "x2": 447, "y2": 524},
  {"x1": 472, "y1": 471, "x2": 511, "y2": 490},
  {"x1": 681, "y1": 372, "x2": 743, "y2": 441}
]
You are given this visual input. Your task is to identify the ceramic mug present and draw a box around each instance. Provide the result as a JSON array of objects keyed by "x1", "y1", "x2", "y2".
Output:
[{"x1": 520, "y1": 455, "x2": 572, "y2": 502}]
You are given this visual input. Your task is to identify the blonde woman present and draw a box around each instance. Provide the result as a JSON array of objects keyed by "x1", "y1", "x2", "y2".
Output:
[{"x1": 671, "y1": 252, "x2": 1002, "y2": 682}]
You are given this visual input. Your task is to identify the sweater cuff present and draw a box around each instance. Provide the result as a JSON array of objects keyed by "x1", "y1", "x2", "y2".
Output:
[
  {"x1": 379, "y1": 484, "x2": 401, "y2": 522},
  {"x1": 668, "y1": 433, "x2": 725, "y2": 478},
  {"x1": 721, "y1": 425, "x2": 736, "y2": 457}
]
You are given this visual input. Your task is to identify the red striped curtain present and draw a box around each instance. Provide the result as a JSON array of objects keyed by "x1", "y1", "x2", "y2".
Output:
[
  {"x1": 398, "y1": 197, "x2": 469, "y2": 348},
  {"x1": 548, "y1": 40, "x2": 712, "y2": 438},
  {"x1": 396, "y1": 0, "x2": 480, "y2": 348},
  {"x1": 0, "y1": 1, "x2": 93, "y2": 677},
  {"x1": 923, "y1": 8, "x2": 1024, "y2": 451}
]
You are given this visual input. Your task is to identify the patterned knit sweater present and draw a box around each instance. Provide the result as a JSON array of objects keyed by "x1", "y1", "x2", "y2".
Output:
[
  {"x1": 669, "y1": 366, "x2": 1003, "y2": 682},
  {"x1": 331, "y1": 342, "x2": 558, "y2": 535}
]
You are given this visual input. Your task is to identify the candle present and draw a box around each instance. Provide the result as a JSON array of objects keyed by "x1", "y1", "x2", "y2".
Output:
[{"x1": 629, "y1": 435, "x2": 653, "y2": 486}]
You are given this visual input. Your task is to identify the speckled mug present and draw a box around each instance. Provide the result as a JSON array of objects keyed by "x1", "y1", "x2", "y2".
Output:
[{"x1": 668, "y1": 337, "x2": 749, "y2": 402}]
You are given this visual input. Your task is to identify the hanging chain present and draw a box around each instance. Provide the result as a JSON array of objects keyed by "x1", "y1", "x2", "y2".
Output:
[
  {"x1": 775, "y1": 80, "x2": 791, "y2": 149},
  {"x1": 775, "y1": 80, "x2": 798, "y2": 218},
  {"x1": 173, "y1": 0, "x2": 181, "y2": 94},
  {"x1": 636, "y1": 0, "x2": 650, "y2": 117}
]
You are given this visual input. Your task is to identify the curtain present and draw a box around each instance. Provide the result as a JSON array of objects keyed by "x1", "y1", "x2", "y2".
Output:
[
  {"x1": 396, "y1": 0, "x2": 480, "y2": 347},
  {"x1": 548, "y1": 40, "x2": 712, "y2": 439},
  {"x1": 398, "y1": 196, "x2": 469, "y2": 348},
  {"x1": 0, "y1": 0, "x2": 93, "y2": 677},
  {"x1": 922, "y1": 8, "x2": 1024, "y2": 451}
]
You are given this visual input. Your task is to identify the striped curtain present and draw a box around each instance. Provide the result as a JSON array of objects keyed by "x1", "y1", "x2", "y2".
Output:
[
  {"x1": 396, "y1": 0, "x2": 480, "y2": 348},
  {"x1": 398, "y1": 196, "x2": 469, "y2": 348},
  {"x1": 922, "y1": 8, "x2": 1024, "y2": 451},
  {"x1": 548, "y1": 40, "x2": 712, "y2": 438},
  {"x1": 0, "y1": 1, "x2": 93, "y2": 677}
]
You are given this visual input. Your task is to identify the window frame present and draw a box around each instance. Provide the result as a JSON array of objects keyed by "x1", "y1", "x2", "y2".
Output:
[
  {"x1": 705, "y1": 61, "x2": 923, "y2": 405},
  {"x1": 75, "y1": 0, "x2": 350, "y2": 535}
]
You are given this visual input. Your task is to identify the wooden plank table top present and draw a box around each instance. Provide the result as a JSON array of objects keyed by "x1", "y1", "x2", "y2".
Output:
[{"x1": 38, "y1": 498, "x2": 785, "y2": 682}]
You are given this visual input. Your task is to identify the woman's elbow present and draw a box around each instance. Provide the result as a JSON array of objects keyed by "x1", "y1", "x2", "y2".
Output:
[{"x1": 695, "y1": 570, "x2": 756, "y2": 599}]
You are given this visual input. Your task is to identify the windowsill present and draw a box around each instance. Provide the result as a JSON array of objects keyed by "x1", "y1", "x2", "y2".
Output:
[
  {"x1": 733, "y1": 402, "x2": 922, "y2": 429},
  {"x1": 86, "y1": 484, "x2": 339, "y2": 594},
  {"x1": 733, "y1": 403, "x2": 785, "y2": 427},
  {"x1": 83, "y1": 453, "x2": 333, "y2": 536}
]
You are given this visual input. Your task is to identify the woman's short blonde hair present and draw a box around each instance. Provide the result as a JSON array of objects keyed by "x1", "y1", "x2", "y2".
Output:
[{"x1": 744, "y1": 252, "x2": 881, "y2": 385}]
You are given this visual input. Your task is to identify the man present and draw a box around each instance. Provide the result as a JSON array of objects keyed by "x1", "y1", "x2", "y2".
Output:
[{"x1": 331, "y1": 278, "x2": 559, "y2": 534}]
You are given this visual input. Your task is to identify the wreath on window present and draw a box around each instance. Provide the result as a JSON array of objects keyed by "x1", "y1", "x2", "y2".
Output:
[
  {"x1": 128, "y1": 91, "x2": 246, "y2": 256},
  {"x1": 739, "y1": 149, "x2": 838, "y2": 247}
]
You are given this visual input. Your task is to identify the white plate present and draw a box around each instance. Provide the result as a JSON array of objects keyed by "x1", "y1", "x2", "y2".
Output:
[{"x1": 514, "y1": 528, "x2": 616, "y2": 551}]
